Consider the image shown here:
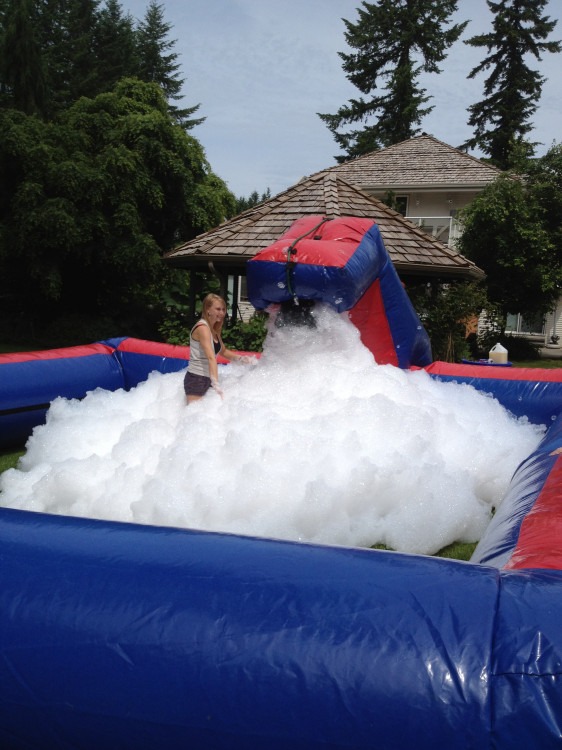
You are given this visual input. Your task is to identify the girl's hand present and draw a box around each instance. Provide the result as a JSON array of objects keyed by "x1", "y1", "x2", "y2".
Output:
[{"x1": 211, "y1": 378, "x2": 224, "y2": 398}]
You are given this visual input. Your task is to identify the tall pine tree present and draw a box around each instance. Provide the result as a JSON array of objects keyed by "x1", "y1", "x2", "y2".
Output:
[
  {"x1": 38, "y1": 0, "x2": 102, "y2": 115},
  {"x1": 135, "y1": 0, "x2": 203, "y2": 130},
  {"x1": 318, "y1": 0, "x2": 467, "y2": 161},
  {"x1": 462, "y1": 0, "x2": 561, "y2": 170},
  {"x1": 0, "y1": 0, "x2": 46, "y2": 114},
  {"x1": 93, "y1": 0, "x2": 138, "y2": 93},
  {"x1": 0, "y1": 0, "x2": 204, "y2": 129}
]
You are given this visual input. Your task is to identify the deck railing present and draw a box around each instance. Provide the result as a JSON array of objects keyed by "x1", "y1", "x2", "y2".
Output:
[{"x1": 406, "y1": 215, "x2": 463, "y2": 247}]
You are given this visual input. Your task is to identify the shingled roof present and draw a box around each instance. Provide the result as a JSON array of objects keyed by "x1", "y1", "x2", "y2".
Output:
[
  {"x1": 326, "y1": 133, "x2": 502, "y2": 191},
  {"x1": 164, "y1": 170, "x2": 484, "y2": 280}
]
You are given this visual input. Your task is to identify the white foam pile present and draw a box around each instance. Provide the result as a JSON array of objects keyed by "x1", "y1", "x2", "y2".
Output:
[{"x1": 0, "y1": 306, "x2": 544, "y2": 554}]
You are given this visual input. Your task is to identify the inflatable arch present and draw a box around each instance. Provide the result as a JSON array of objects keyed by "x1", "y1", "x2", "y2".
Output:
[{"x1": 1, "y1": 217, "x2": 562, "y2": 749}]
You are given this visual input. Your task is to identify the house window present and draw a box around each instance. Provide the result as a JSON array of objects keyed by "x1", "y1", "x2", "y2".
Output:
[
  {"x1": 505, "y1": 312, "x2": 545, "y2": 335},
  {"x1": 240, "y1": 275, "x2": 248, "y2": 301},
  {"x1": 395, "y1": 196, "x2": 408, "y2": 216}
]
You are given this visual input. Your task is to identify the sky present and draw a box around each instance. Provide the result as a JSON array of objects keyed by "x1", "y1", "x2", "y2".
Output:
[{"x1": 124, "y1": 0, "x2": 562, "y2": 198}]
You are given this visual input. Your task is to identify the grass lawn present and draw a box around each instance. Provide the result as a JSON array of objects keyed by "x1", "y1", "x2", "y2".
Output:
[
  {"x1": 512, "y1": 359, "x2": 562, "y2": 368},
  {"x1": 0, "y1": 344, "x2": 44, "y2": 354},
  {"x1": 0, "y1": 450, "x2": 24, "y2": 474}
]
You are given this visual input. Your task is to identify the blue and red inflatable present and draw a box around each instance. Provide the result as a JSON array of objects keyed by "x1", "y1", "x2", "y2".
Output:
[
  {"x1": 1, "y1": 217, "x2": 562, "y2": 749},
  {"x1": 246, "y1": 216, "x2": 432, "y2": 368}
]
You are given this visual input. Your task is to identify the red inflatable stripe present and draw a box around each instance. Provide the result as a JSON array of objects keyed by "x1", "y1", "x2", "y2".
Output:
[
  {"x1": 504, "y1": 456, "x2": 562, "y2": 570},
  {"x1": 115, "y1": 338, "x2": 189, "y2": 359},
  {"x1": 115, "y1": 337, "x2": 260, "y2": 365},
  {"x1": 1, "y1": 343, "x2": 114, "y2": 364},
  {"x1": 348, "y1": 280, "x2": 398, "y2": 367},
  {"x1": 425, "y1": 361, "x2": 562, "y2": 382}
]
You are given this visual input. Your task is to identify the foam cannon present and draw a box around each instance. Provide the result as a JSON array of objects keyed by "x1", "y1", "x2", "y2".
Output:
[{"x1": 246, "y1": 216, "x2": 432, "y2": 368}]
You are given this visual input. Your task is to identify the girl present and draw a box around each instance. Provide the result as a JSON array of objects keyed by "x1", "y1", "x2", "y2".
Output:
[{"x1": 184, "y1": 294, "x2": 244, "y2": 403}]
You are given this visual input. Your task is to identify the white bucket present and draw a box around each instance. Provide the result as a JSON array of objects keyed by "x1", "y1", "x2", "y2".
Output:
[{"x1": 489, "y1": 342, "x2": 508, "y2": 364}]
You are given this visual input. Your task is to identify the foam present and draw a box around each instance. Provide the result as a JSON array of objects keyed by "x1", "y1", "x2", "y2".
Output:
[{"x1": 0, "y1": 307, "x2": 544, "y2": 554}]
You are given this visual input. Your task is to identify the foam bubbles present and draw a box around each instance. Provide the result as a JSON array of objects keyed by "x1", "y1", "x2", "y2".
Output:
[{"x1": 0, "y1": 306, "x2": 545, "y2": 555}]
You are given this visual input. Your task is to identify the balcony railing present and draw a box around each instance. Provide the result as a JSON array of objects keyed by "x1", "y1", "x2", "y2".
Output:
[{"x1": 406, "y1": 215, "x2": 463, "y2": 247}]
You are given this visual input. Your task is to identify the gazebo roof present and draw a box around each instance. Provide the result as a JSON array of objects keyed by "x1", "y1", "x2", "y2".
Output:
[{"x1": 164, "y1": 170, "x2": 484, "y2": 280}]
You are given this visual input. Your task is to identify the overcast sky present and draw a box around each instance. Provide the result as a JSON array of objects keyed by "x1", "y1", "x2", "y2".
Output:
[{"x1": 125, "y1": 0, "x2": 562, "y2": 198}]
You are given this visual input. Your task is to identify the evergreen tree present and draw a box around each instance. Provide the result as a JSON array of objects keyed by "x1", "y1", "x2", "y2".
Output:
[
  {"x1": 135, "y1": 0, "x2": 203, "y2": 129},
  {"x1": 1, "y1": 0, "x2": 205, "y2": 129},
  {"x1": 30, "y1": 0, "x2": 91, "y2": 117},
  {"x1": 65, "y1": 0, "x2": 101, "y2": 102},
  {"x1": 33, "y1": 0, "x2": 102, "y2": 116},
  {"x1": 93, "y1": 0, "x2": 138, "y2": 93},
  {"x1": 462, "y1": 0, "x2": 561, "y2": 170},
  {"x1": 0, "y1": 0, "x2": 46, "y2": 114},
  {"x1": 31, "y1": 0, "x2": 65, "y2": 116},
  {"x1": 235, "y1": 188, "x2": 271, "y2": 215},
  {"x1": 318, "y1": 0, "x2": 467, "y2": 161}
]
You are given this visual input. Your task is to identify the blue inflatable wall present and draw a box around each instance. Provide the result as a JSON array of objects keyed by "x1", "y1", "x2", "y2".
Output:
[
  {"x1": 1, "y1": 504, "x2": 562, "y2": 750},
  {"x1": 425, "y1": 360, "x2": 562, "y2": 425},
  {"x1": 2, "y1": 339, "x2": 562, "y2": 748},
  {"x1": 0, "y1": 343, "x2": 124, "y2": 449},
  {"x1": 0, "y1": 338, "x2": 189, "y2": 450}
]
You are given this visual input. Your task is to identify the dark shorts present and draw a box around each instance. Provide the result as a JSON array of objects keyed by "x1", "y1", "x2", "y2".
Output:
[{"x1": 184, "y1": 371, "x2": 211, "y2": 397}]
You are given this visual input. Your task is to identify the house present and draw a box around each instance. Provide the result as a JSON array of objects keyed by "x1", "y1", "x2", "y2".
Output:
[
  {"x1": 327, "y1": 133, "x2": 501, "y2": 248},
  {"x1": 164, "y1": 156, "x2": 484, "y2": 323},
  {"x1": 326, "y1": 134, "x2": 562, "y2": 353}
]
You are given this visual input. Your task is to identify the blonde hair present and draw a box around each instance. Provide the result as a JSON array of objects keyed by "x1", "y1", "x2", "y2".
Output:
[{"x1": 201, "y1": 293, "x2": 227, "y2": 335}]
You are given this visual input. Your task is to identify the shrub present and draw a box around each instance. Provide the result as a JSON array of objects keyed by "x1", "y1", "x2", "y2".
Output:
[
  {"x1": 222, "y1": 314, "x2": 267, "y2": 352},
  {"x1": 38, "y1": 313, "x2": 121, "y2": 347},
  {"x1": 474, "y1": 331, "x2": 541, "y2": 361},
  {"x1": 408, "y1": 280, "x2": 489, "y2": 362}
]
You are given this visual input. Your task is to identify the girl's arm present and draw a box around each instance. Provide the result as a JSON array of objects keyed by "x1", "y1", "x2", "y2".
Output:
[
  {"x1": 220, "y1": 344, "x2": 254, "y2": 364},
  {"x1": 221, "y1": 346, "x2": 242, "y2": 362}
]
